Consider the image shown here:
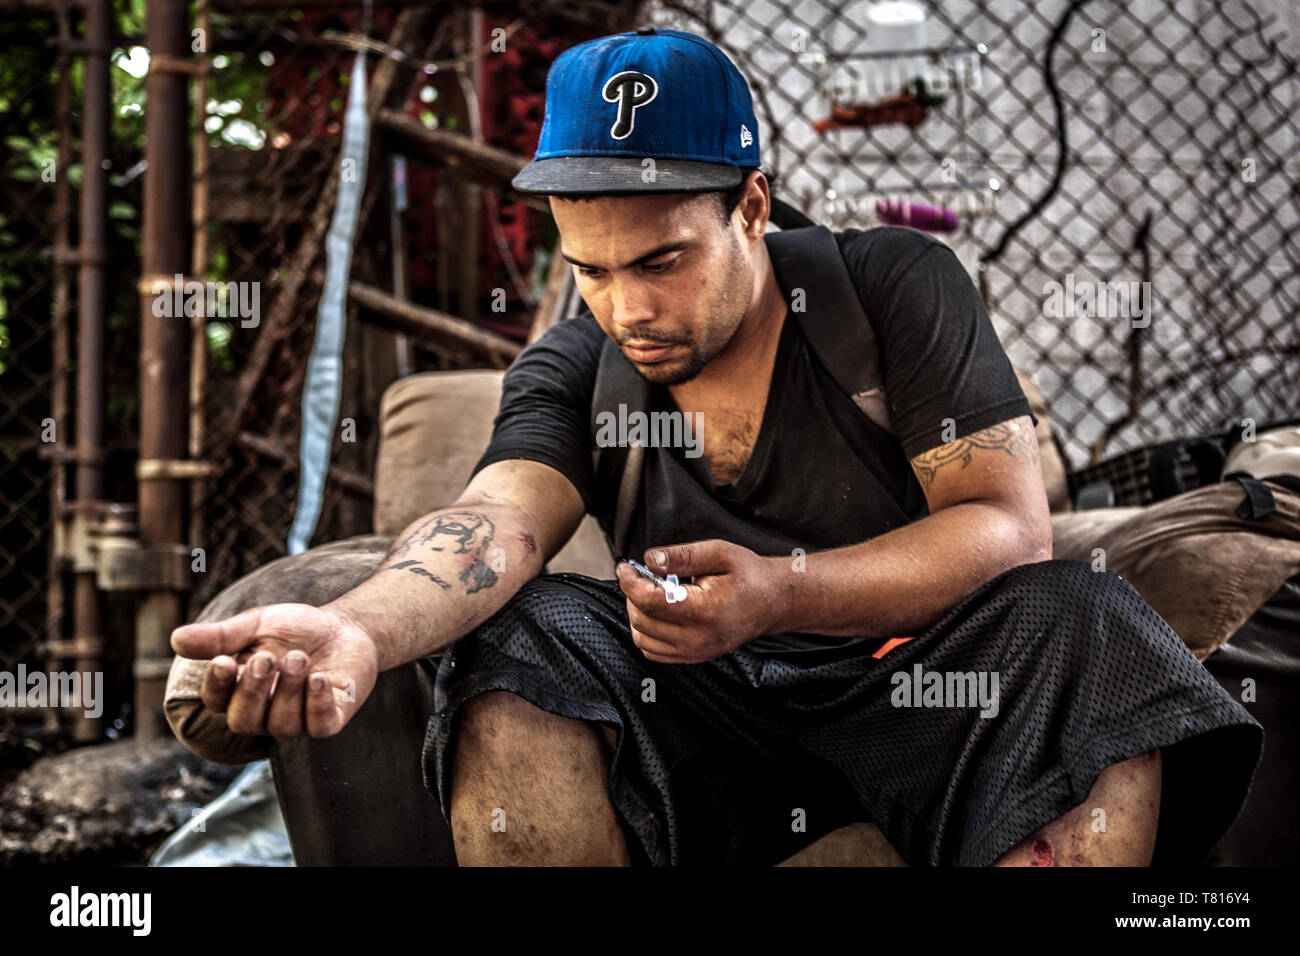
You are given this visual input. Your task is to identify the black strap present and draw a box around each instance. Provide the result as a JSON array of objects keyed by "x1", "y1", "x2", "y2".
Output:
[
  {"x1": 768, "y1": 226, "x2": 892, "y2": 432},
  {"x1": 769, "y1": 195, "x2": 817, "y2": 231},
  {"x1": 1225, "y1": 472, "x2": 1278, "y2": 521}
]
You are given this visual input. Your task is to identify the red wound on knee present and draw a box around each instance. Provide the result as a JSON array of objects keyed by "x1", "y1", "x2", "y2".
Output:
[{"x1": 1031, "y1": 838, "x2": 1054, "y2": 867}]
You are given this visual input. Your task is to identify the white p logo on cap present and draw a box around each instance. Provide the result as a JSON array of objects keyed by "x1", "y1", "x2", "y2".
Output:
[{"x1": 603, "y1": 70, "x2": 659, "y2": 140}]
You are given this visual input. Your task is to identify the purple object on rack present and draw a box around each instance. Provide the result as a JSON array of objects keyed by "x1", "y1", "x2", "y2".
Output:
[{"x1": 875, "y1": 198, "x2": 961, "y2": 233}]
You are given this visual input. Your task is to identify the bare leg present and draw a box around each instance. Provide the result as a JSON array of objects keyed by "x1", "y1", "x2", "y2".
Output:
[
  {"x1": 449, "y1": 690, "x2": 630, "y2": 866},
  {"x1": 992, "y1": 748, "x2": 1161, "y2": 866}
]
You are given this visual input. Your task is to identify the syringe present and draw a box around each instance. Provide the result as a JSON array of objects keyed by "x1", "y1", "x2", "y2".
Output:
[{"x1": 618, "y1": 557, "x2": 689, "y2": 603}]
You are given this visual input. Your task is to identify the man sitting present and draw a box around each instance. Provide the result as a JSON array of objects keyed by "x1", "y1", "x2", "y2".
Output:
[{"x1": 171, "y1": 28, "x2": 1260, "y2": 866}]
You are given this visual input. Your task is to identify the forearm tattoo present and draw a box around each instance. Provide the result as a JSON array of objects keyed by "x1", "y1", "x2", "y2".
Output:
[
  {"x1": 381, "y1": 510, "x2": 499, "y2": 594},
  {"x1": 910, "y1": 418, "x2": 1040, "y2": 491}
]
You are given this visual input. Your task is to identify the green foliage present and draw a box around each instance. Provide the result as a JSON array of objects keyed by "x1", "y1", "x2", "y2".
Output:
[
  {"x1": 206, "y1": 321, "x2": 234, "y2": 373},
  {"x1": 1, "y1": 4, "x2": 297, "y2": 383},
  {"x1": 204, "y1": 44, "x2": 276, "y2": 150},
  {"x1": 121, "y1": 0, "x2": 147, "y2": 37}
]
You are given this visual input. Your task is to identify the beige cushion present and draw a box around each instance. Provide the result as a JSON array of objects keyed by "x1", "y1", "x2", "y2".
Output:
[
  {"x1": 778, "y1": 822, "x2": 907, "y2": 866},
  {"x1": 374, "y1": 369, "x2": 614, "y2": 578},
  {"x1": 373, "y1": 370, "x2": 502, "y2": 534},
  {"x1": 1050, "y1": 481, "x2": 1300, "y2": 660}
]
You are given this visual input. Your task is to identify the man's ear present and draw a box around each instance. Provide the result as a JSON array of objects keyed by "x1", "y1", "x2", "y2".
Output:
[{"x1": 736, "y1": 171, "x2": 765, "y2": 239}]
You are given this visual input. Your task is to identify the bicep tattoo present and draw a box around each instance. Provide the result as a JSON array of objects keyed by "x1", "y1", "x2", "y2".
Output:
[
  {"x1": 910, "y1": 419, "x2": 1040, "y2": 492},
  {"x1": 381, "y1": 510, "x2": 500, "y2": 594}
]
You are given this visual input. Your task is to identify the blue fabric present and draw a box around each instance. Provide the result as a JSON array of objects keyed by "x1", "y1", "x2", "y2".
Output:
[
  {"x1": 150, "y1": 761, "x2": 294, "y2": 867},
  {"x1": 289, "y1": 51, "x2": 369, "y2": 555},
  {"x1": 532, "y1": 29, "x2": 760, "y2": 165}
]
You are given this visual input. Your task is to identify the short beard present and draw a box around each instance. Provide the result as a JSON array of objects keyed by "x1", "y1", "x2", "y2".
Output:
[{"x1": 634, "y1": 229, "x2": 746, "y2": 387}]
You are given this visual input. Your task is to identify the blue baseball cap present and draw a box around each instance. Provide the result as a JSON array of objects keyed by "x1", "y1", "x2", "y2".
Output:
[{"x1": 511, "y1": 27, "x2": 762, "y2": 195}]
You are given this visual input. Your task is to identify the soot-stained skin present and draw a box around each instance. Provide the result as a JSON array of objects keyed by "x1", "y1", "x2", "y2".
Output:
[{"x1": 382, "y1": 510, "x2": 499, "y2": 594}]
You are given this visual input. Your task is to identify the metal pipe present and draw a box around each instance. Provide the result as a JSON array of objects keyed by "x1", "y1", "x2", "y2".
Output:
[
  {"x1": 136, "y1": 0, "x2": 192, "y2": 741},
  {"x1": 348, "y1": 279, "x2": 520, "y2": 364},
  {"x1": 44, "y1": 1, "x2": 75, "y2": 736},
  {"x1": 189, "y1": 0, "x2": 210, "y2": 620},
  {"x1": 70, "y1": 0, "x2": 110, "y2": 743}
]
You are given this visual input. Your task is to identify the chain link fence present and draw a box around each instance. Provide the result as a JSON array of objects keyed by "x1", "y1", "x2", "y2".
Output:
[
  {"x1": 188, "y1": 2, "x2": 624, "y2": 611},
  {"x1": 0, "y1": 17, "x2": 61, "y2": 673},
  {"x1": 2, "y1": 0, "x2": 1298, "y2": 737},
  {"x1": 193, "y1": 4, "x2": 382, "y2": 612},
  {"x1": 646, "y1": 0, "x2": 1300, "y2": 470},
  {"x1": 1, "y1": 11, "x2": 144, "y2": 684},
  {"x1": 1, "y1": 0, "x2": 630, "y2": 700}
]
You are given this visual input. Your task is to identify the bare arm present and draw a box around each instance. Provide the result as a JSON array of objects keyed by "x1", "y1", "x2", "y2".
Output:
[
  {"x1": 169, "y1": 458, "x2": 585, "y2": 736},
  {"x1": 327, "y1": 458, "x2": 586, "y2": 670},
  {"x1": 766, "y1": 415, "x2": 1052, "y2": 639}
]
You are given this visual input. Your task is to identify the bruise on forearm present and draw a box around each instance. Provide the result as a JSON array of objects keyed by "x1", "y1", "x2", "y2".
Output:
[
  {"x1": 910, "y1": 419, "x2": 1040, "y2": 492},
  {"x1": 380, "y1": 509, "x2": 500, "y2": 594}
]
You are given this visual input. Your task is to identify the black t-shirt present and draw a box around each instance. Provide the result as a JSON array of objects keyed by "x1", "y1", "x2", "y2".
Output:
[{"x1": 470, "y1": 226, "x2": 1032, "y2": 655}]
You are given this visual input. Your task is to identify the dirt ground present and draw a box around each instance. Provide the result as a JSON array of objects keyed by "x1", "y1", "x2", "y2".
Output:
[{"x1": 0, "y1": 726, "x2": 241, "y2": 866}]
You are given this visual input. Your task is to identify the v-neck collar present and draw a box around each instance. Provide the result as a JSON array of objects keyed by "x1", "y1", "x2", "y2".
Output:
[{"x1": 664, "y1": 308, "x2": 795, "y2": 497}]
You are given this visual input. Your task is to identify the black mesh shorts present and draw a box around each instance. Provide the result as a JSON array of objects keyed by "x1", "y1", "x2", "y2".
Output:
[{"x1": 420, "y1": 559, "x2": 1262, "y2": 866}]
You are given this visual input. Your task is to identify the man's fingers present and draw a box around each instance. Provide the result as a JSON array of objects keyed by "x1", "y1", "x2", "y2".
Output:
[
  {"x1": 199, "y1": 655, "x2": 239, "y2": 714},
  {"x1": 224, "y1": 650, "x2": 277, "y2": 735},
  {"x1": 265, "y1": 651, "x2": 311, "y2": 737},
  {"x1": 645, "y1": 539, "x2": 731, "y2": 578},
  {"x1": 616, "y1": 563, "x2": 699, "y2": 620},
  {"x1": 616, "y1": 564, "x2": 664, "y2": 609},
  {"x1": 304, "y1": 672, "x2": 349, "y2": 738},
  {"x1": 626, "y1": 602, "x2": 696, "y2": 645},
  {"x1": 630, "y1": 627, "x2": 687, "y2": 661},
  {"x1": 631, "y1": 634, "x2": 691, "y2": 665},
  {"x1": 171, "y1": 607, "x2": 267, "y2": 661}
]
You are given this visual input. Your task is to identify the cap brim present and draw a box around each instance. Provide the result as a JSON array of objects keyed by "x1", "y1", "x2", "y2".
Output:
[{"x1": 511, "y1": 156, "x2": 745, "y2": 195}]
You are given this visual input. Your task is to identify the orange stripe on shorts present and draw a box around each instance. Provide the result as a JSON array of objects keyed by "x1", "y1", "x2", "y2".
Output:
[{"x1": 872, "y1": 637, "x2": 914, "y2": 659}]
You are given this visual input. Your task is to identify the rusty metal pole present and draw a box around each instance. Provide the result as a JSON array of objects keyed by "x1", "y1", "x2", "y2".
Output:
[
  {"x1": 44, "y1": 3, "x2": 75, "y2": 736},
  {"x1": 136, "y1": 0, "x2": 192, "y2": 740},
  {"x1": 69, "y1": 0, "x2": 111, "y2": 743},
  {"x1": 189, "y1": 0, "x2": 210, "y2": 612}
]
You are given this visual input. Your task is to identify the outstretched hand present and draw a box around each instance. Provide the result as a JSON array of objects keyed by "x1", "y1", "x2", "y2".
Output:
[
  {"x1": 615, "y1": 540, "x2": 785, "y2": 664},
  {"x1": 170, "y1": 604, "x2": 379, "y2": 739}
]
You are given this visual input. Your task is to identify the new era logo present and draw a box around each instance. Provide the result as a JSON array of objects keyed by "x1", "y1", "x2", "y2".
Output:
[{"x1": 739, "y1": 124, "x2": 753, "y2": 148}]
